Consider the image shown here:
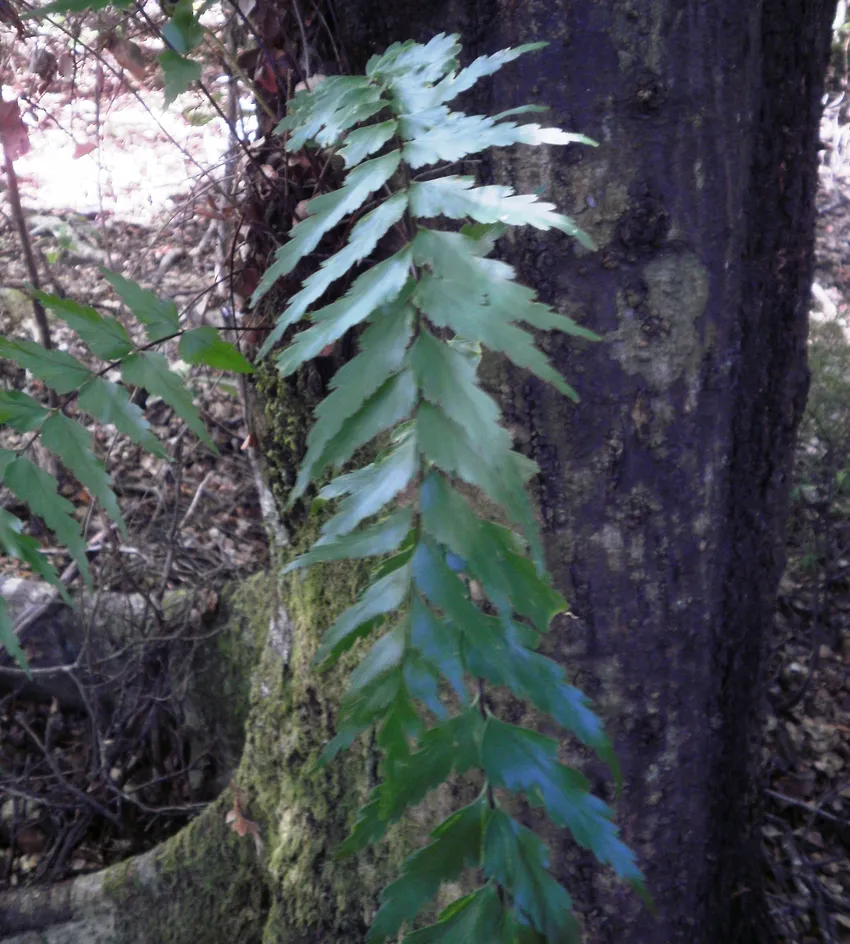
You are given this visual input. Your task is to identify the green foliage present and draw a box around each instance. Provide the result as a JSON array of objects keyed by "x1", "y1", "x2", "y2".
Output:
[
  {"x1": 254, "y1": 34, "x2": 643, "y2": 942},
  {"x1": 159, "y1": 51, "x2": 202, "y2": 107},
  {"x1": 0, "y1": 29, "x2": 642, "y2": 939},
  {"x1": 0, "y1": 274, "x2": 248, "y2": 667}
]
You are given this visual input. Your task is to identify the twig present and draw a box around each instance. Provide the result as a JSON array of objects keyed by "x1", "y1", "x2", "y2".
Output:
[
  {"x1": 765, "y1": 788, "x2": 850, "y2": 827},
  {"x1": 2, "y1": 148, "x2": 52, "y2": 352}
]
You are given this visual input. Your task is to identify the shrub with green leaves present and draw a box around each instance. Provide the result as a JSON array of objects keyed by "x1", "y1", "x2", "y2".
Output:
[
  {"x1": 0, "y1": 272, "x2": 251, "y2": 670},
  {"x1": 249, "y1": 33, "x2": 645, "y2": 942}
]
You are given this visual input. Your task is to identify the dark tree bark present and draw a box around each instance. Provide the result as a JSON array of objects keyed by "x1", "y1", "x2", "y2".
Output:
[
  {"x1": 4, "y1": 3, "x2": 834, "y2": 943},
  {"x1": 318, "y1": 1, "x2": 836, "y2": 941}
]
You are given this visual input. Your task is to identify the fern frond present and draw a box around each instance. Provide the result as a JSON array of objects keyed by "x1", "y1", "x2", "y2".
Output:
[{"x1": 255, "y1": 33, "x2": 645, "y2": 943}]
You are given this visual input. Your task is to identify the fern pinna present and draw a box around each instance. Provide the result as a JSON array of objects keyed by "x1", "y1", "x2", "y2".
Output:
[{"x1": 252, "y1": 34, "x2": 646, "y2": 943}]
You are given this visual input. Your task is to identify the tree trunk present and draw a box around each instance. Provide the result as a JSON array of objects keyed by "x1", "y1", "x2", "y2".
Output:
[
  {"x1": 4, "y1": 2, "x2": 834, "y2": 942},
  {"x1": 252, "y1": 0, "x2": 834, "y2": 940}
]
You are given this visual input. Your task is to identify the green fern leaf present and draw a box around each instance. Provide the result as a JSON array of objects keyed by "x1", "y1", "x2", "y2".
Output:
[
  {"x1": 278, "y1": 77, "x2": 384, "y2": 151},
  {"x1": 31, "y1": 290, "x2": 133, "y2": 360},
  {"x1": 483, "y1": 810, "x2": 579, "y2": 944},
  {"x1": 264, "y1": 34, "x2": 640, "y2": 941},
  {"x1": 408, "y1": 177, "x2": 594, "y2": 249},
  {"x1": 411, "y1": 538, "x2": 493, "y2": 639},
  {"x1": 314, "y1": 562, "x2": 412, "y2": 667},
  {"x1": 347, "y1": 620, "x2": 407, "y2": 696},
  {"x1": 292, "y1": 300, "x2": 415, "y2": 499},
  {"x1": 1, "y1": 456, "x2": 89, "y2": 582},
  {"x1": 339, "y1": 707, "x2": 481, "y2": 856},
  {"x1": 420, "y1": 474, "x2": 568, "y2": 630},
  {"x1": 460, "y1": 613, "x2": 617, "y2": 779},
  {"x1": 252, "y1": 150, "x2": 402, "y2": 316},
  {"x1": 0, "y1": 338, "x2": 91, "y2": 394},
  {"x1": 40, "y1": 413, "x2": 124, "y2": 534},
  {"x1": 275, "y1": 248, "x2": 413, "y2": 376},
  {"x1": 319, "y1": 672, "x2": 403, "y2": 765},
  {"x1": 403, "y1": 114, "x2": 594, "y2": 169},
  {"x1": 432, "y1": 42, "x2": 548, "y2": 105},
  {"x1": 101, "y1": 270, "x2": 180, "y2": 342},
  {"x1": 0, "y1": 508, "x2": 68, "y2": 602},
  {"x1": 368, "y1": 33, "x2": 461, "y2": 85},
  {"x1": 286, "y1": 507, "x2": 413, "y2": 572},
  {"x1": 0, "y1": 391, "x2": 50, "y2": 432},
  {"x1": 179, "y1": 326, "x2": 254, "y2": 373},
  {"x1": 415, "y1": 403, "x2": 541, "y2": 558},
  {"x1": 121, "y1": 352, "x2": 214, "y2": 450},
  {"x1": 340, "y1": 120, "x2": 398, "y2": 168},
  {"x1": 404, "y1": 886, "x2": 504, "y2": 944},
  {"x1": 409, "y1": 593, "x2": 466, "y2": 699},
  {"x1": 0, "y1": 596, "x2": 29, "y2": 674},
  {"x1": 481, "y1": 718, "x2": 642, "y2": 887},
  {"x1": 368, "y1": 797, "x2": 488, "y2": 943},
  {"x1": 409, "y1": 332, "x2": 511, "y2": 451},
  {"x1": 78, "y1": 377, "x2": 166, "y2": 458},
  {"x1": 319, "y1": 433, "x2": 418, "y2": 541},
  {"x1": 414, "y1": 271, "x2": 579, "y2": 402},
  {"x1": 268, "y1": 191, "x2": 408, "y2": 349},
  {"x1": 304, "y1": 369, "x2": 417, "y2": 499}
]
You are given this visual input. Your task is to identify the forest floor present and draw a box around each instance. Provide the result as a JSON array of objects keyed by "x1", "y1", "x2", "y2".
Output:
[
  {"x1": 762, "y1": 87, "x2": 850, "y2": 942},
  {"x1": 0, "y1": 25, "x2": 848, "y2": 943}
]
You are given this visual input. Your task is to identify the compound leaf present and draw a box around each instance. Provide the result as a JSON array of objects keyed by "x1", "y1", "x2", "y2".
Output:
[
  {"x1": 0, "y1": 391, "x2": 49, "y2": 432},
  {"x1": 121, "y1": 352, "x2": 214, "y2": 450},
  {"x1": 286, "y1": 507, "x2": 413, "y2": 572},
  {"x1": 179, "y1": 326, "x2": 254, "y2": 373},
  {"x1": 2, "y1": 457, "x2": 89, "y2": 582},
  {"x1": 0, "y1": 338, "x2": 91, "y2": 394},
  {"x1": 40, "y1": 413, "x2": 124, "y2": 534},
  {"x1": 368, "y1": 797, "x2": 488, "y2": 942},
  {"x1": 31, "y1": 290, "x2": 133, "y2": 359},
  {"x1": 0, "y1": 596, "x2": 28, "y2": 674},
  {"x1": 78, "y1": 377, "x2": 165, "y2": 457},
  {"x1": 101, "y1": 270, "x2": 180, "y2": 341}
]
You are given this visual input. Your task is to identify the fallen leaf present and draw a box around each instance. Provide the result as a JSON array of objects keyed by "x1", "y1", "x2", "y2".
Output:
[{"x1": 73, "y1": 141, "x2": 97, "y2": 159}]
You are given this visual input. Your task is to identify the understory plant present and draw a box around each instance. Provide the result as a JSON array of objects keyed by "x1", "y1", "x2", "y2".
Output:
[
  {"x1": 250, "y1": 34, "x2": 645, "y2": 942},
  {"x1": 0, "y1": 30, "x2": 644, "y2": 943}
]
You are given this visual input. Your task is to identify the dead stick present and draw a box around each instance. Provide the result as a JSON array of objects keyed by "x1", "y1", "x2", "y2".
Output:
[{"x1": 2, "y1": 147, "x2": 52, "y2": 351}]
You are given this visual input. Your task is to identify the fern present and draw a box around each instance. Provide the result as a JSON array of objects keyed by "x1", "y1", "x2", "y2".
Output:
[{"x1": 254, "y1": 34, "x2": 645, "y2": 943}]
